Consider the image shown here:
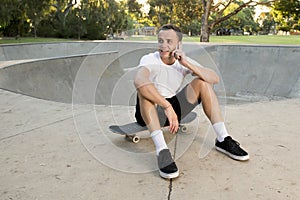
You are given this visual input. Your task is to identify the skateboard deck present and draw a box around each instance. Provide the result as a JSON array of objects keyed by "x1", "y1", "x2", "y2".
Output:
[{"x1": 109, "y1": 112, "x2": 197, "y2": 143}]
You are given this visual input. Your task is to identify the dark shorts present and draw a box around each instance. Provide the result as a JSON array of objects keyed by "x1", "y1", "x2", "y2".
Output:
[{"x1": 135, "y1": 85, "x2": 201, "y2": 127}]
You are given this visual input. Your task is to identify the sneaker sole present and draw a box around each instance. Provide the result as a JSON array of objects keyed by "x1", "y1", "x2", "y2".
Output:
[
  {"x1": 215, "y1": 146, "x2": 250, "y2": 161},
  {"x1": 159, "y1": 170, "x2": 179, "y2": 179}
]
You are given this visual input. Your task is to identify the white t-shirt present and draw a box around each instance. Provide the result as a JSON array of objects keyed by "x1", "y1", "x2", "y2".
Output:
[{"x1": 138, "y1": 51, "x2": 198, "y2": 98}]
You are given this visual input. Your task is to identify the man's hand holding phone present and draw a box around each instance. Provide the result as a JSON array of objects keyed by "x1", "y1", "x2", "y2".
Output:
[{"x1": 172, "y1": 43, "x2": 190, "y2": 67}]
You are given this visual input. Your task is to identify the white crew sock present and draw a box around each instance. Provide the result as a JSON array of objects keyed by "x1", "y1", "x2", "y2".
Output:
[
  {"x1": 212, "y1": 122, "x2": 229, "y2": 142},
  {"x1": 151, "y1": 130, "x2": 168, "y2": 156}
]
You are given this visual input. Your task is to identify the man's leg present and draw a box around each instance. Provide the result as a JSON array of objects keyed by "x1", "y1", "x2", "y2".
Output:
[
  {"x1": 137, "y1": 93, "x2": 161, "y2": 133},
  {"x1": 137, "y1": 93, "x2": 179, "y2": 179},
  {"x1": 185, "y1": 78, "x2": 249, "y2": 161},
  {"x1": 186, "y1": 78, "x2": 223, "y2": 124},
  {"x1": 186, "y1": 78, "x2": 228, "y2": 142}
]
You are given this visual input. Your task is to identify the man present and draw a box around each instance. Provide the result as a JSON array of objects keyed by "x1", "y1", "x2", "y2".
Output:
[{"x1": 134, "y1": 24, "x2": 249, "y2": 179}]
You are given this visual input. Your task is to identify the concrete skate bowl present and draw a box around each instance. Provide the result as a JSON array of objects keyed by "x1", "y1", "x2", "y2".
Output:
[{"x1": 0, "y1": 42, "x2": 299, "y2": 106}]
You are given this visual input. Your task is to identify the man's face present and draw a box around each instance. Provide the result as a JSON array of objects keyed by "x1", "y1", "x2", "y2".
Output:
[{"x1": 157, "y1": 29, "x2": 180, "y2": 59}]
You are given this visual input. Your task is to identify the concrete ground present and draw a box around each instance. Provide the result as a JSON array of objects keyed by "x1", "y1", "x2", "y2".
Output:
[
  {"x1": 1, "y1": 88, "x2": 299, "y2": 200},
  {"x1": 1, "y1": 42, "x2": 299, "y2": 199}
]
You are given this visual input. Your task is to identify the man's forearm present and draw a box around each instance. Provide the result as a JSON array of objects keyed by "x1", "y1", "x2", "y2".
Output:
[
  {"x1": 136, "y1": 83, "x2": 170, "y2": 108},
  {"x1": 134, "y1": 67, "x2": 170, "y2": 108},
  {"x1": 185, "y1": 61, "x2": 220, "y2": 84}
]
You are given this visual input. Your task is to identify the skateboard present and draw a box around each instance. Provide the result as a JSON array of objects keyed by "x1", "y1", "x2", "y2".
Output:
[{"x1": 109, "y1": 112, "x2": 197, "y2": 143}]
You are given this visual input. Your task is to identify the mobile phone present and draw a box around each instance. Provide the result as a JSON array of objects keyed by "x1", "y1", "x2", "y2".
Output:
[{"x1": 174, "y1": 44, "x2": 181, "y2": 60}]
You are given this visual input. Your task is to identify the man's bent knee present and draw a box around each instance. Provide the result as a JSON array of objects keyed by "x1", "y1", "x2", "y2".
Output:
[
  {"x1": 191, "y1": 78, "x2": 213, "y2": 89},
  {"x1": 186, "y1": 78, "x2": 213, "y2": 101}
]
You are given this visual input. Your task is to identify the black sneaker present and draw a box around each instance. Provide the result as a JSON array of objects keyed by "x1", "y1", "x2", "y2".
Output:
[
  {"x1": 215, "y1": 136, "x2": 249, "y2": 161},
  {"x1": 157, "y1": 149, "x2": 179, "y2": 179}
]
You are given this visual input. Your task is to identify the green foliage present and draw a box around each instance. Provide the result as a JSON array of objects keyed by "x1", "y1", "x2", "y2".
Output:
[
  {"x1": 212, "y1": 4, "x2": 259, "y2": 35},
  {"x1": 272, "y1": 0, "x2": 300, "y2": 32},
  {"x1": 148, "y1": 0, "x2": 173, "y2": 26},
  {"x1": 274, "y1": 0, "x2": 300, "y2": 19},
  {"x1": 256, "y1": 11, "x2": 276, "y2": 35},
  {"x1": 127, "y1": 0, "x2": 143, "y2": 20},
  {"x1": 277, "y1": 24, "x2": 292, "y2": 32},
  {"x1": 147, "y1": 0, "x2": 203, "y2": 34},
  {"x1": 0, "y1": 0, "x2": 136, "y2": 40},
  {"x1": 1, "y1": 0, "x2": 299, "y2": 41},
  {"x1": 293, "y1": 24, "x2": 300, "y2": 31}
]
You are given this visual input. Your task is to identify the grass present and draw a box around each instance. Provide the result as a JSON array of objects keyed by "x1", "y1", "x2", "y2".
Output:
[
  {"x1": 0, "y1": 35, "x2": 299, "y2": 45},
  {"x1": 201, "y1": 35, "x2": 300, "y2": 45},
  {"x1": 127, "y1": 35, "x2": 300, "y2": 45},
  {"x1": 0, "y1": 37, "x2": 75, "y2": 44}
]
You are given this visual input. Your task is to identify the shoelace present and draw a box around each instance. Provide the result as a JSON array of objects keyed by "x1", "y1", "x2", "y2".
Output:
[
  {"x1": 233, "y1": 140, "x2": 240, "y2": 146},
  {"x1": 227, "y1": 138, "x2": 241, "y2": 150}
]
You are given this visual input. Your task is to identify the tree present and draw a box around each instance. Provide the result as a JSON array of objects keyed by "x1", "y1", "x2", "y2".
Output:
[
  {"x1": 272, "y1": 0, "x2": 300, "y2": 33},
  {"x1": 0, "y1": 0, "x2": 134, "y2": 39},
  {"x1": 65, "y1": 6, "x2": 86, "y2": 39},
  {"x1": 214, "y1": 5, "x2": 259, "y2": 35},
  {"x1": 147, "y1": 0, "x2": 202, "y2": 35},
  {"x1": 127, "y1": 0, "x2": 143, "y2": 20},
  {"x1": 274, "y1": 0, "x2": 300, "y2": 19},
  {"x1": 50, "y1": 0, "x2": 78, "y2": 35},
  {"x1": 258, "y1": 12, "x2": 276, "y2": 34},
  {"x1": 148, "y1": 0, "x2": 173, "y2": 26},
  {"x1": 25, "y1": 0, "x2": 52, "y2": 38},
  {"x1": 0, "y1": 0, "x2": 15, "y2": 29},
  {"x1": 0, "y1": 0, "x2": 29, "y2": 37},
  {"x1": 170, "y1": 0, "x2": 203, "y2": 35},
  {"x1": 200, "y1": 0, "x2": 275, "y2": 42},
  {"x1": 124, "y1": 0, "x2": 143, "y2": 34},
  {"x1": 36, "y1": 0, "x2": 131, "y2": 39},
  {"x1": 81, "y1": 0, "x2": 130, "y2": 39}
]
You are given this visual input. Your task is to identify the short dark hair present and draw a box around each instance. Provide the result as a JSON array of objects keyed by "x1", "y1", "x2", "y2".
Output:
[{"x1": 158, "y1": 24, "x2": 183, "y2": 41}]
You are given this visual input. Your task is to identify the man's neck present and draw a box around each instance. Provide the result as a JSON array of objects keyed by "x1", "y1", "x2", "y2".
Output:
[{"x1": 161, "y1": 56, "x2": 176, "y2": 65}]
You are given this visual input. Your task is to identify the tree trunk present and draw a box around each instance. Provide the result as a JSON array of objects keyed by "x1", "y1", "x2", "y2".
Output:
[
  {"x1": 199, "y1": 0, "x2": 275, "y2": 42},
  {"x1": 200, "y1": 0, "x2": 212, "y2": 42},
  {"x1": 200, "y1": 19, "x2": 210, "y2": 42},
  {"x1": 34, "y1": 21, "x2": 37, "y2": 38},
  {"x1": 17, "y1": 20, "x2": 22, "y2": 39}
]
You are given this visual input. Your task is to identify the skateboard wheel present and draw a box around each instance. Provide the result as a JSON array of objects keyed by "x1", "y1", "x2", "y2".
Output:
[
  {"x1": 125, "y1": 135, "x2": 140, "y2": 143},
  {"x1": 132, "y1": 136, "x2": 140, "y2": 143},
  {"x1": 180, "y1": 125, "x2": 187, "y2": 133}
]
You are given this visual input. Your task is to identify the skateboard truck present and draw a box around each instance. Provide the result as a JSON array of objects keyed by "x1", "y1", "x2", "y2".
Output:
[
  {"x1": 125, "y1": 125, "x2": 187, "y2": 144},
  {"x1": 179, "y1": 125, "x2": 188, "y2": 133}
]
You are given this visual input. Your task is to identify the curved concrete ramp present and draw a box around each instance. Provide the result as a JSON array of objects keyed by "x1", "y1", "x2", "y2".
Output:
[
  {"x1": 0, "y1": 42, "x2": 299, "y2": 105},
  {"x1": 0, "y1": 52, "x2": 119, "y2": 103},
  {"x1": 213, "y1": 45, "x2": 300, "y2": 98},
  {"x1": 0, "y1": 47, "x2": 156, "y2": 104},
  {"x1": 0, "y1": 41, "x2": 156, "y2": 61}
]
